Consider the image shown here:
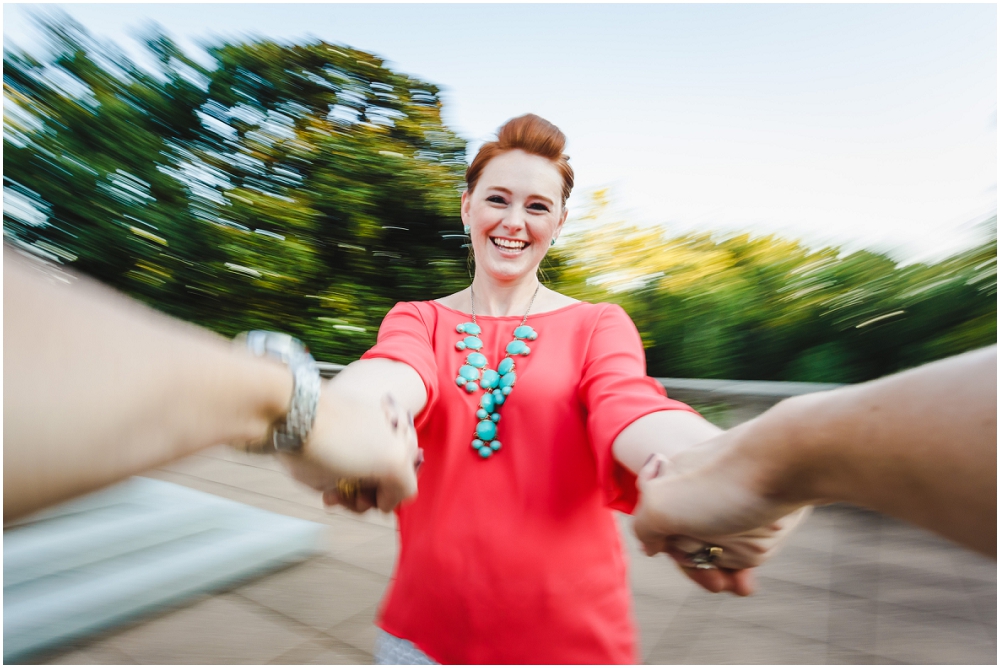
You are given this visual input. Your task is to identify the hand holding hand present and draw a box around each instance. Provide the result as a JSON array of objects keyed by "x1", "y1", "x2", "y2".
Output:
[
  {"x1": 278, "y1": 386, "x2": 421, "y2": 513},
  {"x1": 633, "y1": 427, "x2": 811, "y2": 594}
]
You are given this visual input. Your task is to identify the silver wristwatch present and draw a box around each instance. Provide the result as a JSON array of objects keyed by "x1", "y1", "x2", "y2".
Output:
[{"x1": 243, "y1": 331, "x2": 322, "y2": 453}]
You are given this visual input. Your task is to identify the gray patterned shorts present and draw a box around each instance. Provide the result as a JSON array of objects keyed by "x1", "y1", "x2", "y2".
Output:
[{"x1": 374, "y1": 628, "x2": 438, "y2": 665}]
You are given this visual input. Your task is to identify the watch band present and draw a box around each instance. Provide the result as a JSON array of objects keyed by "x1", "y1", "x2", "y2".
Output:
[{"x1": 243, "y1": 331, "x2": 321, "y2": 453}]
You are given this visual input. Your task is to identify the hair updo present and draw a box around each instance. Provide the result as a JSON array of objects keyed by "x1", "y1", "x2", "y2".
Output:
[{"x1": 465, "y1": 114, "x2": 575, "y2": 206}]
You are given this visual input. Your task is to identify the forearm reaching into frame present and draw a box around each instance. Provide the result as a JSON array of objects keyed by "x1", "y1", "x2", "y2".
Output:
[
  {"x1": 633, "y1": 346, "x2": 997, "y2": 558},
  {"x1": 3, "y1": 247, "x2": 420, "y2": 521}
]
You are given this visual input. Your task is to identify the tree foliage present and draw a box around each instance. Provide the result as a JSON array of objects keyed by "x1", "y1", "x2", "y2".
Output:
[
  {"x1": 5, "y1": 19, "x2": 995, "y2": 380},
  {"x1": 5, "y1": 16, "x2": 470, "y2": 361},
  {"x1": 551, "y1": 190, "x2": 996, "y2": 381}
]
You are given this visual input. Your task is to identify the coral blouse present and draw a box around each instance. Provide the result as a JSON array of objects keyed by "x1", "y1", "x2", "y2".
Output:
[{"x1": 360, "y1": 300, "x2": 695, "y2": 664}]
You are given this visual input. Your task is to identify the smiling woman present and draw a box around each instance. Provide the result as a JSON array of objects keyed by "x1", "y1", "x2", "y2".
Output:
[
  {"x1": 458, "y1": 115, "x2": 573, "y2": 288},
  {"x1": 322, "y1": 114, "x2": 810, "y2": 664}
]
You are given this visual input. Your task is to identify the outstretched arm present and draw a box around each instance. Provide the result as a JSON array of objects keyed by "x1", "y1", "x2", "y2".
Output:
[
  {"x1": 633, "y1": 346, "x2": 997, "y2": 558},
  {"x1": 3, "y1": 247, "x2": 420, "y2": 521}
]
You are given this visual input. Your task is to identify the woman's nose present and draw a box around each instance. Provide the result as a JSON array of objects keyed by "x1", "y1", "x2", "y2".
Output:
[{"x1": 501, "y1": 210, "x2": 526, "y2": 232}]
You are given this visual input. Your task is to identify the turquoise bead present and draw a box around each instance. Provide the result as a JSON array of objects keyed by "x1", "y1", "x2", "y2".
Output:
[
  {"x1": 491, "y1": 441, "x2": 502, "y2": 451},
  {"x1": 501, "y1": 386, "x2": 512, "y2": 396},
  {"x1": 466, "y1": 352, "x2": 487, "y2": 368},
  {"x1": 464, "y1": 323, "x2": 482, "y2": 335},
  {"x1": 465, "y1": 382, "x2": 478, "y2": 393},
  {"x1": 513, "y1": 325, "x2": 535, "y2": 340},
  {"x1": 506, "y1": 340, "x2": 529, "y2": 356},
  {"x1": 480, "y1": 369, "x2": 500, "y2": 389},
  {"x1": 476, "y1": 408, "x2": 488, "y2": 420},
  {"x1": 497, "y1": 358, "x2": 515, "y2": 375},
  {"x1": 455, "y1": 376, "x2": 465, "y2": 386},
  {"x1": 456, "y1": 324, "x2": 466, "y2": 333},
  {"x1": 480, "y1": 393, "x2": 495, "y2": 412},
  {"x1": 464, "y1": 336, "x2": 483, "y2": 351},
  {"x1": 490, "y1": 413, "x2": 500, "y2": 422},
  {"x1": 478, "y1": 446, "x2": 493, "y2": 458},
  {"x1": 459, "y1": 365, "x2": 480, "y2": 381},
  {"x1": 472, "y1": 439, "x2": 484, "y2": 449},
  {"x1": 492, "y1": 390, "x2": 505, "y2": 405},
  {"x1": 499, "y1": 371, "x2": 516, "y2": 388},
  {"x1": 455, "y1": 341, "x2": 466, "y2": 350},
  {"x1": 476, "y1": 420, "x2": 497, "y2": 441}
]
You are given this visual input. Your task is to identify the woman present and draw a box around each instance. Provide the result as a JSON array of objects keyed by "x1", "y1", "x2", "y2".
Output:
[{"x1": 326, "y1": 114, "x2": 800, "y2": 664}]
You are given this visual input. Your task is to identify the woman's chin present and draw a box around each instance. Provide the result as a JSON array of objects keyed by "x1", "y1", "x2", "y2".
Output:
[{"x1": 479, "y1": 258, "x2": 537, "y2": 284}]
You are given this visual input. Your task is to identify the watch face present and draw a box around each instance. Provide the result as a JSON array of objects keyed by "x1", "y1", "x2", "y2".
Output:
[{"x1": 247, "y1": 331, "x2": 301, "y2": 364}]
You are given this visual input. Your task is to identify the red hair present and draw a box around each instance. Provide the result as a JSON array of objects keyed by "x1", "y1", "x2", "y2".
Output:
[{"x1": 466, "y1": 114, "x2": 575, "y2": 206}]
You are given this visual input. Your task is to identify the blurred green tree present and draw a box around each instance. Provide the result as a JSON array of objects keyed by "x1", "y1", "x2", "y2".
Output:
[
  {"x1": 5, "y1": 15, "x2": 469, "y2": 362},
  {"x1": 550, "y1": 191, "x2": 996, "y2": 381},
  {"x1": 5, "y1": 18, "x2": 995, "y2": 380}
]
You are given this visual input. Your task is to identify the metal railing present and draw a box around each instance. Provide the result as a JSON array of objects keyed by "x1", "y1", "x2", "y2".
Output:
[{"x1": 317, "y1": 362, "x2": 842, "y2": 427}]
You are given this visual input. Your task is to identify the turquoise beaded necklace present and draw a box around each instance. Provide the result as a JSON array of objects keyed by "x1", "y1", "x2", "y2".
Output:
[{"x1": 453, "y1": 284, "x2": 539, "y2": 459}]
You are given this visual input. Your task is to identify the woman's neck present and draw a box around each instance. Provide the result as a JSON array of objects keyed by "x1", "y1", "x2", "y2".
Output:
[{"x1": 469, "y1": 273, "x2": 542, "y2": 317}]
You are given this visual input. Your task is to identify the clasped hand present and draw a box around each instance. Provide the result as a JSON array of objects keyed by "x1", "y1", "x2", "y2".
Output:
[
  {"x1": 634, "y1": 435, "x2": 810, "y2": 596},
  {"x1": 278, "y1": 384, "x2": 421, "y2": 513}
]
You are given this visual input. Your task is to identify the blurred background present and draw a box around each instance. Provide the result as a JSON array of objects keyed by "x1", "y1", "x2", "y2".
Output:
[
  {"x1": 3, "y1": 3, "x2": 996, "y2": 664},
  {"x1": 4, "y1": 3, "x2": 996, "y2": 382}
]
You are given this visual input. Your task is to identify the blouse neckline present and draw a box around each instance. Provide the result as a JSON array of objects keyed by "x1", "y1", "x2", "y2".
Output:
[{"x1": 429, "y1": 299, "x2": 589, "y2": 320}]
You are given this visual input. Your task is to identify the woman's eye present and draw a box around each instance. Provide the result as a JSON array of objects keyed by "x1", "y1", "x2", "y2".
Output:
[
  {"x1": 486, "y1": 195, "x2": 506, "y2": 205},
  {"x1": 528, "y1": 203, "x2": 550, "y2": 212}
]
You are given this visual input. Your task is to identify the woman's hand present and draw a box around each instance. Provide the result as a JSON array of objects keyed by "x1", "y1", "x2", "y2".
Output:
[
  {"x1": 633, "y1": 427, "x2": 811, "y2": 594},
  {"x1": 277, "y1": 385, "x2": 422, "y2": 513}
]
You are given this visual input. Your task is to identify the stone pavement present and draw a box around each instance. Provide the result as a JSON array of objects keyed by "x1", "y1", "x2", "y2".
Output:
[{"x1": 32, "y1": 445, "x2": 996, "y2": 665}]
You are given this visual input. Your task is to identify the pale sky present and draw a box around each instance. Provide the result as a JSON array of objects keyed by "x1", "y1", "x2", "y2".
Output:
[{"x1": 5, "y1": 3, "x2": 997, "y2": 262}]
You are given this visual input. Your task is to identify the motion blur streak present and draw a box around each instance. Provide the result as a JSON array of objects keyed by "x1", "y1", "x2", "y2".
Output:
[{"x1": 4, "y1": 15, "x2": 996, "y2": 381}]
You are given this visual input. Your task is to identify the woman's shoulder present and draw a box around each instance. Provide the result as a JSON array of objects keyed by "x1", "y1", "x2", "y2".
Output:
[{"x1": 534, "y1": 299, "x2": 629, "y2": 322}]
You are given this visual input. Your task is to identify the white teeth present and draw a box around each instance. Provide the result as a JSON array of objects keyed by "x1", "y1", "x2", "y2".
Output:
[{"x1": 492, "y1": 238, "x2": 526, "y2": 250}]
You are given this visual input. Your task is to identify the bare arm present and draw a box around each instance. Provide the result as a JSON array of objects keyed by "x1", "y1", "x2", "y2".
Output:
[
  {"x1": 612, "y1": 409, "x2": 723, "y2": 473},
  {"x1": 633, "y1": 346, "x2": 997, "y2": 558},
  {"x1": 3, "y1": 248, "x2": 419, "y2": 521}
]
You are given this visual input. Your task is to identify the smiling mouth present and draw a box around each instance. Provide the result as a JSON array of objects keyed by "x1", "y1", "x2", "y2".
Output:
[{"x1": 490, "y1": 237, "x2": 528, "y2": 252}]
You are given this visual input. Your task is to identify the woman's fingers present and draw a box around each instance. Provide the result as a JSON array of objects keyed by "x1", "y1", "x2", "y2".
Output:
[{"x1": 677, "y1": 563, "x2": 757, "y2": 596}]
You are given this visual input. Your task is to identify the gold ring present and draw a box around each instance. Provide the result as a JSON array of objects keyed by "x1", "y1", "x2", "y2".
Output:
[
  {"x1": 336, "y1": 478, "x2": 360, "y2": 501},
  {"x1": 689, "y1": 545, "x2": 724, "y2": 569}
]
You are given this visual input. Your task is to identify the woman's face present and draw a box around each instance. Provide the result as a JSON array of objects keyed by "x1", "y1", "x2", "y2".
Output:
[{"x1": 461, "y1": 149, "x2": 567, "y2": 285}]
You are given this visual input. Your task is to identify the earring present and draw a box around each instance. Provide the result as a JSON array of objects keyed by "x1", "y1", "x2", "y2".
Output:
[
  {"x1": 464, "y1": 225, "x2": 471, "y2": 234},
  {"x1": 550, "y1": 238, "x2": 557, "y2": 247}
]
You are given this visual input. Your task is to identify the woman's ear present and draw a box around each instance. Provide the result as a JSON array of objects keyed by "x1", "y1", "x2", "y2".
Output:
[
  {"x1": 460, "y1": 190, "x2": 470, "y2": 224},
  {"x1": 555, "y1": 206, "x2": 569, "y2": 237}
]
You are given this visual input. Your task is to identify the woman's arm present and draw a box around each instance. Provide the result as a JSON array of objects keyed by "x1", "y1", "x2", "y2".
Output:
[
  {"x1": 632, "y1": 346, "x2": 997, "y2": 558},
  {"x1": 3, "y1": 247, "x2": 419, "y2": 520},
  {"x1": 612, "y1": 410, "x2": 723, "y2": 472}
]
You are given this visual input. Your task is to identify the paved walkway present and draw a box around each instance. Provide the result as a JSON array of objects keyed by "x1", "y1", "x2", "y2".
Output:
[{"x1": 32, "y1": 446, "x2": 996, "y2": 665}]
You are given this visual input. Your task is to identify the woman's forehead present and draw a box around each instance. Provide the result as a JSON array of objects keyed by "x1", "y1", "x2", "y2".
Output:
[{"x1": 478, "y1": 150, "x2": 562, "y2": 197}]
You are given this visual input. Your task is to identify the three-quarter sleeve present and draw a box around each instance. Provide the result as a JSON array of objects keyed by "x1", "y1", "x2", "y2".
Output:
[
  {"x1": 360, "y1": 302, "x2": 440, "y2": 422},
  {"x1": 579, "y1": 304, "x2": 697, "y2": 513}
]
